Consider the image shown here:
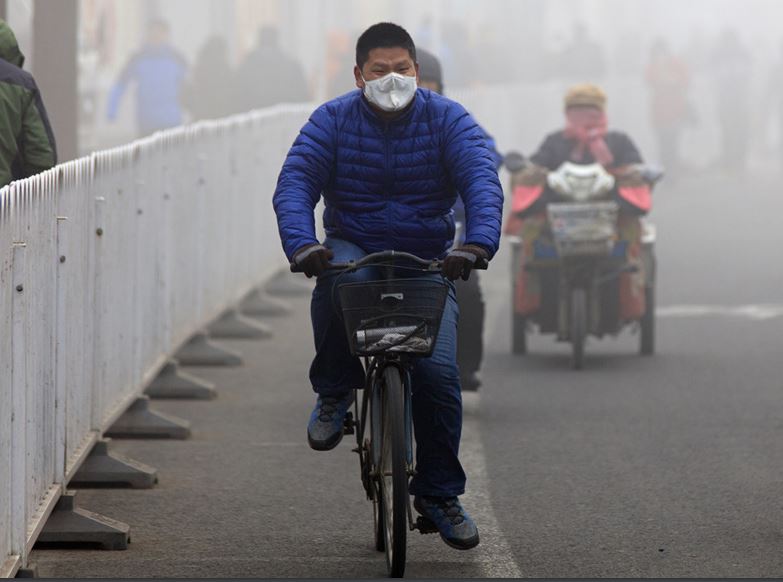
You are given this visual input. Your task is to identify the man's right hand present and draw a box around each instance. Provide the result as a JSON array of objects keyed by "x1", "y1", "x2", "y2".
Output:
[{"x1": 292, "y1": 244, "x2": 334, "y2": 278}]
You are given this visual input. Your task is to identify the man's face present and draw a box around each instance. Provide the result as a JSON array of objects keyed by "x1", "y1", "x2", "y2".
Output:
[{"x1": 354, "y1": 47, "x2": 419, "y2": 90}]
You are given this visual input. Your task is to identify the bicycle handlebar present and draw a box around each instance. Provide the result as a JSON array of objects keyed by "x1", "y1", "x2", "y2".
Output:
[{"x1": 290, "y1": 249, "x2": 489, "y2": 274}]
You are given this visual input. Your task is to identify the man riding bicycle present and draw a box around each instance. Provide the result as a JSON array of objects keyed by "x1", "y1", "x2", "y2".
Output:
[{"x1": 273, "y1": 22, "x2": 503, "y2": 550}]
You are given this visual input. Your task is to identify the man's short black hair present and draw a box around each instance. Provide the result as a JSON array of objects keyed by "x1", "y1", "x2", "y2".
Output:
[{"x1": 356, "y1": 22, "x2": 416, "y2": 69}]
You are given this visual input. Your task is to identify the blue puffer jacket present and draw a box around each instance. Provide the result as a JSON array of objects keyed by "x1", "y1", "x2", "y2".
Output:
[{"x1": 273, "y1": 89, "x2": 504, "y2": 261}]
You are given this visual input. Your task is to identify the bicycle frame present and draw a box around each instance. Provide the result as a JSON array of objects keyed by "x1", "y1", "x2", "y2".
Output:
[{"x1": 292, "y1": 249, "x2": 486, "y2": 576}]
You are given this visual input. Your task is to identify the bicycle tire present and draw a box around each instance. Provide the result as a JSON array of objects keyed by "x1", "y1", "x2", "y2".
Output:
[
  {"x1": 363, "y1": 386, "x2": 384, "y2": 552},
  {"x1": 570, "y1": 288, "x2": 587, "y2": 370},
  {"x1": 512, "y1": 312, "x2": 527, "y2": 355},
  {"x1": 378, "y1": 365, "x2": 408, "y2": 577},
  {"x1": 373, "y1": 485, "x2": 385, "y2": 552},
  {"x1": 640, "y1": 285, "x2": 655, "y2": 356}
]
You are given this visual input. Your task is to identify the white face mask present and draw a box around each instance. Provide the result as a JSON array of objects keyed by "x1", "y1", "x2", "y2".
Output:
[{"x1": 362, "y1": 72, "x2": 417, "y2": 112}]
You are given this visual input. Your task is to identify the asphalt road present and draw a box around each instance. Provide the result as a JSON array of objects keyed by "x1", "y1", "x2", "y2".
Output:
[{"x1": 30, "y1": 161, "x2": 783, "y2": 577}]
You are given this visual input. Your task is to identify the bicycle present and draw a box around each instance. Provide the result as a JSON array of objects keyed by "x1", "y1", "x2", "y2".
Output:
[{"x1": 292, "y1": 250, "x2": 485, "y2": 578}]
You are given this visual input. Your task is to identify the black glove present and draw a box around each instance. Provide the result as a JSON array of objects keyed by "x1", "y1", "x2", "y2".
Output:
[
  {"x1": 293, "y1": 244, "x2": 334, "y2": 278},
  {"x1": 442, "y1": 244, "x2": 489, "y2": 281}
]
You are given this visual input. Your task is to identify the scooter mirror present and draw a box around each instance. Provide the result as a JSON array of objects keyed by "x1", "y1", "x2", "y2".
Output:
[{"x1": 504, "y1": 151, "x2": 527, "y2": 173}]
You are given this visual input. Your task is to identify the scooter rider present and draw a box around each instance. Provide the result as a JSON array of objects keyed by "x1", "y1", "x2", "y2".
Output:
[{"x1": 506, "y1": 84, "x2": 649, "y2": 323}]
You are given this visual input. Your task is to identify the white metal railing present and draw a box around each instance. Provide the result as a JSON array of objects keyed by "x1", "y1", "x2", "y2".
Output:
[{"x1": 0, "y1": 104, "x2": 311, "y2": 578}]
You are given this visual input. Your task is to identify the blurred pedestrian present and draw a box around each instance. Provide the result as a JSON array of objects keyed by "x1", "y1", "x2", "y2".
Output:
[
  {"x1": 417, "y1": 47, "x2": 503, "y2": 391},
  {"x1": 709, "y1": 29, "x2": 752, "y2": 173},
  {"x1": 235, "y1": 26, "x2": 310, "y2": 111},
  {"x1": 106, "y1": 20, "x2": 188, "y2": 137},
  {"x1": 182, "y1": 36, "x2": 237, "y2": 121},
  {"x1": 768, "y1": 41, "x2": 783, "y2": 158},
  {"x1": 0, "y1": 19, "x2": 56, "y2": 187},
  {"x1": 322, "y1": 30, "x2": 355, "y2": 99},
  {"x1": 557, "y1": 23, "x2": 607, "y2": 82},
  {"x1": 646, "y1": 39, "x2": 691, "y2": 178},
  {"x1": 441, "y1": 20, "x2": 473, "y2": 88}
]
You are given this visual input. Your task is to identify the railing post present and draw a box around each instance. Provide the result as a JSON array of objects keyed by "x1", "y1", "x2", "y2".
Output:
[
  {"x1": 54, "y1": 214, "x2": 68, "y2": 485},
  {"x1": 10, "y1": 242, "x2": 28, "y2": 565},
  {"x1": 131, "y1": 172, "x2": 143, "y2": 393},
  {"x1": 90, "y1": 196, "x2": 106, "y2": 432},
  {"x1": 160, "y1": 163, "x2": 172, "y2": 353}
]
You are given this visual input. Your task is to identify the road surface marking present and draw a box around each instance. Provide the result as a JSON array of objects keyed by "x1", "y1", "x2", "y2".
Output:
[
  {"x1": 461, "y1": 400, "x2": 524, "y2": 578},
  {"x1": 657, "y1": 304, "x2": 783, "y2": 321},
  {"x1": 456, "y1": 278, "x2": 525, "y2": 578}
]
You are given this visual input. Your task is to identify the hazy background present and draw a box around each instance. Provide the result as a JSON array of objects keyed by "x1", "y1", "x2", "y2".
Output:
[
  {"x1": 9, "y1": 5, "x2": 783, "y2": 577},
  {"x1": 5, "y1": 0, "x2": 782, "y2": 174}
]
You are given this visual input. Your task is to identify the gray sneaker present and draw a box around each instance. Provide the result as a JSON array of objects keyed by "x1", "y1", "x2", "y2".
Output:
[
  {"x1": 414, "y1": 496, "x2": 480, "y2": 550},
  {"x1": 307, "y1": 393, "x2": 353, "y2": 451}
]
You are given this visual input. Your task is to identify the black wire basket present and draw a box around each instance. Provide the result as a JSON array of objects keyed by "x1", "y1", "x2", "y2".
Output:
[{"x1": 338, "y1": 278, "x2": 449, "y2": 357}]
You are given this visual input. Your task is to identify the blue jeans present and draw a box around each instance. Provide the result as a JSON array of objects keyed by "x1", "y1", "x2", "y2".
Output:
[{"x1": 309, "y1": 238, "x2": 466, "y2": 497}]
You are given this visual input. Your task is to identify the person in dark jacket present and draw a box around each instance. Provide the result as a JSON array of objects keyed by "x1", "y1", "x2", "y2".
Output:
[
  {"x1": 0, "y1": 19, "x2": 56, "y2": 187},
  {"x1": 709, "y1": 29, "x2": 752, "y2": 173},
  {"x1": 235, "y1": 26, "x2": 310, "y2": 112},
  {"x1": 106, "y1": 20, "x2": 188, "y2": 137},
  {"x1": 182, "y1": 36, "x2": 237, "y2": 121},
  {"x1": 273, "y1": 23, "x2": 503, "y2": 551},
  {"x1": 416, "y1": 48, "x2": 502, "y2": 392}
]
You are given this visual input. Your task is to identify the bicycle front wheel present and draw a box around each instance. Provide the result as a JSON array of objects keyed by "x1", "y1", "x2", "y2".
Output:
[{"x1": 378, "y1": 365, "x2": 408, "y2": 578}]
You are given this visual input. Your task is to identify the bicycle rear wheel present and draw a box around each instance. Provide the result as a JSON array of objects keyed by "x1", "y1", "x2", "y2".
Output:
[{"x1": 378, "y1": 365, "x2": 408, "y2": 578}]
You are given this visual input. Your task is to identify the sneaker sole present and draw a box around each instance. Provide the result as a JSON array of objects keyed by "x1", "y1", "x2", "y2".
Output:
[
  {"x1": 413, "y1": 499, "x2": 480, "y2": 551},
  {"x1": 307, "y1": 428, "x2": 344, "y2": 452},
  {"x1": 440, "y1": 532, "x2": 480, "y2": 551}
]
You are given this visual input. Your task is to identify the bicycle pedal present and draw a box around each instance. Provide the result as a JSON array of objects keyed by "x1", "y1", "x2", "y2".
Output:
[
  {"x1": 343, "y1": 412, "x2": 355, "y2": 435},
  {"x1": 415, "y1": 516, "x2": 439, "y2": 535}
]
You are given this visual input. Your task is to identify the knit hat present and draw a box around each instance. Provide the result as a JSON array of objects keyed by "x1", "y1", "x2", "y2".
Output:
[
  {"x1": 564, "y1": 84, "x2": 607, "y2": 111},
  {"x1": 417, "y1": 48, "x2": 443, "y2": 89}
]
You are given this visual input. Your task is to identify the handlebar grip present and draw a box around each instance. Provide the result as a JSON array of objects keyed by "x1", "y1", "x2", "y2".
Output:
[{"x1": 474, "y1": 257, "x2": 489, "y2": 271}]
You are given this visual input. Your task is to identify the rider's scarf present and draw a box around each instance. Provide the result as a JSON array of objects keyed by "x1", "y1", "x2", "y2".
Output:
[{"x1": 564, "y1": 108, "x2": 615, "y2": 167}]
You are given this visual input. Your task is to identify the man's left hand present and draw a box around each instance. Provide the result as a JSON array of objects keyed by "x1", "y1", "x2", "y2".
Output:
[{"x1": 442, "y1": 244, "x2": 489, "y2": 281}]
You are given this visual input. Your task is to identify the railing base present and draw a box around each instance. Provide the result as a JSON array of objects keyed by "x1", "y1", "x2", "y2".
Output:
[
  {"x1": 264, "y1": 268, "x2": 313, "y2": 297},
  {"x1": 174, "y1": 332, "x2": 243, "y2": 367},
  {"x1": 145, "y1": 361, "x2": 217, "y2": 400},
  {"x1": 207, "y1": 308, "x2": 273, "y2": 340},
  {"x1": 36, "y1": 491, "x2": 130, "y2": 551},
  {"x1": 14, "y1": 564, "x2": 37, "y2": 578},
  {"x1": 70, "y1": 439, "x2": 158, "y2": 489},
  {"x1": 105, "y1": 397, "x2": 191, "y2": 440},
  {"x1": 1, "y1": 555, "x2": 20, "y2": 579},
  {"x1": 240, "y1": 288, "x2": 292, "y2": 317}
]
